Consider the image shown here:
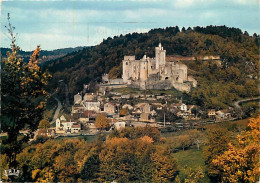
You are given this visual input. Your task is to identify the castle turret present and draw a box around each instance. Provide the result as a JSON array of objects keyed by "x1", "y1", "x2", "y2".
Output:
[
  {"x1": 140, "y1": 55, "x2": 148, "y2": 82},
  {"x1": 122, "y1": 56, "x2": 135, "y2": 83},
  {"x1": 155, "y1": 43, "x2": 166, "y2": 69}
]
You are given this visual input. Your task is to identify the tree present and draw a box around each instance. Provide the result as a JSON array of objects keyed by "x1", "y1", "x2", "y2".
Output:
[
  {"x1": 38, "y1": 119, "x2": 51, "y2": 129},
  {"x1": 203, "y1": 126, "x2": 231, "y2": 181},
  {"x1": 188, "y1": 129, "x2": 205, "y2": 150},
  {"x1": 151, "y1": 147, "x2": 178, "y2": 182},
  {"x1": 183, "y1": 166, "x2": 205, "y2": 183},
  {"x1": 1, "y1": 14, "x2": 51, "y2": 168},
  {"x1": 212, "y1": 116, "x2": 260, "y2": 183},
  {"x1": 119, "y1": 108, "x2": 129, "y2": 116},
  {"x1": 177, "y1": 134, "x2": 192, "y2": 151},
  {"x1": 95, "y1": 114, "x2": 111, "y2": 131}
]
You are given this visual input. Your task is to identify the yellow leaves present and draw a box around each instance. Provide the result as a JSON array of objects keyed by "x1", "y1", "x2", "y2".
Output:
[
  {"x1": 140, "y1": 135, "x2": 154, "y2": 144},
  {"x1": 32, "y1": 169, "x2": 41, "y2": 180},
  {"x1": 36, "y1": 101, "x2": 46, "y2": 110},
  {"x1": 95, "y1": 114, "x2": 111, "y2": 130},
  {"x1": 212, "y1": 116, "x2": 260, "y2": 183}
]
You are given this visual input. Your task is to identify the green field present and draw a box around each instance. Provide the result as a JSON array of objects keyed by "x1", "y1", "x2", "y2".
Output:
[{"x1": 173, "y1": 146, "x2": 210, "y2": 182}]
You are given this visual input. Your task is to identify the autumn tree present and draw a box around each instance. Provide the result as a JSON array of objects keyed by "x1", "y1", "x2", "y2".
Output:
[
  {"x1": 38, "y1": 119, "x2": 51, "y2": 129},
  {"x1": 151, "y1": 147, "x2": 178, "y2": 182},
  {"x1": 177, "y1": 134, "x2": 192, "y2": 151},
  {"x1": 119, "y1": 108, "x2": 129, "y2": 116},
  {"x1": 203, "y1": 125, "x2": 231, "y2": 181},
  {"x1": 212, "y1": 116, "x2": 260, "y2": 183},
  {"x1": 95, "y1": 114, "x2": 111, "y2": 131},
  {"x1": 1, "y1": 14, "x2": 51, "y2": 169},
  {"x1": 183, "y1": 166, "x2": 205, "y2": 183}
]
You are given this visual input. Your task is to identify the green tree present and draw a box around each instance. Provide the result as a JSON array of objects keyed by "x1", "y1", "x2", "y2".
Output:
[
  {"x1": 1, "y1": 15, "x2": 51, "y2": 169},
  {"x1": 38, "y1": 119, "x2": 51, "y2": 129},
  {"x1": 203, "y1": 126, "x2": 231, "y2": 181}
]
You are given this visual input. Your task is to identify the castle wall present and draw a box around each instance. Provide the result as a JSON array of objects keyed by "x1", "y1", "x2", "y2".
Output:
[
  {"x1": 187, "y1": 76, "x2": 198, "y2": 87},
  {"x1": 172, "y1": 82, "x2": 191, "y2": 93}
]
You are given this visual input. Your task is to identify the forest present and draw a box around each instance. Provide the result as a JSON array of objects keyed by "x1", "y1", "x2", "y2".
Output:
[
  {"x1": 1, "y1": 117, "x2": 259, "y2": 182},
  {"x1": 44, "y1": 26, "x2": 259, "y2": 109}
]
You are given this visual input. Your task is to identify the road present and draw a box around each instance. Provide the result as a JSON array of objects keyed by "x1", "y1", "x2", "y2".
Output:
[
  {"x1": 51, "y1": 96, "x2": 62, "y2": 124},
  {"x1": 233, "y1": 96, "x2": 260, "y2": 109}
]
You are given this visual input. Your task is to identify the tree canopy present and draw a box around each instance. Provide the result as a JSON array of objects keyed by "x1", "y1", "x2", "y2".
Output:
[{"x1": 1, "y1": 15, "x2": 51, "y2": 168}]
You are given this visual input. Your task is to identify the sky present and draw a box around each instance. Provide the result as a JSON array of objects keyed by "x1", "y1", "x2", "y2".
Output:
[{"x1": 0, "y1": 0, "x2": 259, "y2": 51}]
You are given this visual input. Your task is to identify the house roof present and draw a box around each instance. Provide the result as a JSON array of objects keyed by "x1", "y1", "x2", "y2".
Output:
[
  {"x1": 105, "y1": 102, "x2": 115, "y2": 107},
  {"x1": 135, "y1": 103, "x2": 149, "y2": 108},
  {"x1": 72, "y1": 124, "x2": 81, "y2": 128}
]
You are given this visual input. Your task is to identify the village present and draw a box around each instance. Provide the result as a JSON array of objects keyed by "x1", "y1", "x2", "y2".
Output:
[{"x1": 35, "y1": 85, "x2": 235, "y2": 139}]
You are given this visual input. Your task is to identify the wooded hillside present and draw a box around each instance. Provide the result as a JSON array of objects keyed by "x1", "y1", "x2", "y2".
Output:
[{"x1": 44, "y1": 26, "x2": 259, "y2": 109}]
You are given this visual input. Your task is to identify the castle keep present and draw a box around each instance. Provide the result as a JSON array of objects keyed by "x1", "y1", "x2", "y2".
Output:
[{"x1": 121, "y1": 43, "x2": 197, "y2": 92}]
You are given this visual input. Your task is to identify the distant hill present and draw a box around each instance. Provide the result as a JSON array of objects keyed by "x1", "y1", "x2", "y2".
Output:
[
  {"x1": 0, "y1": 46, "x2": 88, "y2": 64},
  {"x1": 43, "y1": 25, "x2": 259, "y2": 109}
]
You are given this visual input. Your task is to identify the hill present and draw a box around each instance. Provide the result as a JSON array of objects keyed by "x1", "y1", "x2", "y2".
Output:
[
  {"x1": 44, "y1": 26, "x2": 259, "y2": 109},
  {"x1": 0, "y1": 46, "x2": 87, "y2": 64}
]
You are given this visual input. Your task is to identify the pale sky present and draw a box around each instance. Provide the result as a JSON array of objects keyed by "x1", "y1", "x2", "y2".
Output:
[{"x1": 1, "y1": 0, "x2": 259, "y2": 51}]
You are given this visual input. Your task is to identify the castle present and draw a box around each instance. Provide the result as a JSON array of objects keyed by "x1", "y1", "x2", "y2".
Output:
[{"x1": 121, "y1": 43, "x2": 197, "y2": 92}]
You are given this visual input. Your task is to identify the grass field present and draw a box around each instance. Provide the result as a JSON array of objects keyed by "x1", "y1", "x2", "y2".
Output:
[{"x1": 173, "y1": 146, "x2": 210, "y2": 182}]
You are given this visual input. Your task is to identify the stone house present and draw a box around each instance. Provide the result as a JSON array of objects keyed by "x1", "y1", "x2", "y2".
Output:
[
  {"x1": 71, "y1": 124, "x2": 81, "y2": 133},
  {"x1": 208, "y1": 109, "x2": 216, "y2": 119},
  {"x1": 83, "y1": 93, "x2": 97, "y2": 101},
  {"x1": 134, "y1": 103, "x2": 151, "y2": 114},
  {"x1": 82, "y1": 101, "x2": 100, "y2": 112},
  {"x1": 72, "y1": 104, "x2": 84, "y2": 113},
  {"x1": 104, "y1": 102, "x2": 115, "y2": 114},
  {"x1": 37, "y1": 129, "x2": 55, "y2": 138},
  {"x1": 114, "y1": 122, "x2": 126, "y2": 130},
  {"x1": 74, "y1": 93, "x2": 82, "y2": 104},
  {"x1": 171, "y1": 103, "x2": 187, "y2": 111},
  {"x1": 122, "y1": 104, "x2": 134, "y2": 110},
  {"x1": 216, "y1": 110, "x2": 232, "y2": 120}
]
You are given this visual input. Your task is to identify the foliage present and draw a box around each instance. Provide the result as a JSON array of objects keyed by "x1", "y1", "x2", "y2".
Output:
[
  {"x1": 95, "y1": 114, "x2": 111, "y2": 131},
  {"x1": 183, "y1": 166, "x2": 205, "y2": 183},
  {"x1": 151, "y1": 147, "x2": 178, "y2": 182},
  {"x1": 38, "y1": 119, "x2": 50, "y2": 129},
  {"x1": 108, "y1": 126, "x2": 161, "y2": 142},
  {"x1": 10, "y1": 133, "x2": 178, "y2": 182},
  {"x1": 98, "y1": 137, "x2": 177, "y2": 182},
  {"x1": 1, "y1": 15, "x2": 51, "y2": 168},
  {"x1": 212, "y1": 116, "x2": 260, "y2": 183},
  {"x1": 119, "y1": 108, "x2": 129, "y2": 116},
  {"x1": 178, "y1": 135, "x2": 192, "y2": 151},
  {"x1": 203, "y1": 125, "x2": 231, "y2": 181}
]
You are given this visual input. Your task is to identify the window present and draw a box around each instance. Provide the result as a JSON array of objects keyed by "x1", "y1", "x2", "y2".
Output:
[
  {"x1": 126, "y1": 62, "x2": 128, "y2": 65},
  {"x1": 165, "y1": 77, "x2": 169, "y2": 80}
]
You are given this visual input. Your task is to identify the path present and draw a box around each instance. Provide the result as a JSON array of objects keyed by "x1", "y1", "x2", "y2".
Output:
[
  {"x1": 233, "y1": 96, "x2": 260, "y2": 119},
  {"x1": 233, "y1": 96, "x2": 260, "y2": 109},
  {"x1": 51, "y1": 96, "x2": 62, "y2": 124}
]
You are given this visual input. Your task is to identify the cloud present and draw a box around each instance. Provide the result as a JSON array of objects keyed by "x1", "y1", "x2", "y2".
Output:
[{"x1": 1, "y1": 0, "x2": 259, "y2": 50}]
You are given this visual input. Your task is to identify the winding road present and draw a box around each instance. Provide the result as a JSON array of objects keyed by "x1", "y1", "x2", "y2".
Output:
[
  {"x1": 51, "y1": 96, "x2": 62, "y2": 124},
  {"x1": 233, "y1": 96, "x2": 260, "y2": 109}
]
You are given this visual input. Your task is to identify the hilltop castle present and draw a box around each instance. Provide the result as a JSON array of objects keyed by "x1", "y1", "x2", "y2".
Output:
[
  {"x1": 102, "y1": 43, "x2": 197, "y2": 92},
  {"x1": 121, "y1": 43, "x2": 196, "y2": 92}
]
